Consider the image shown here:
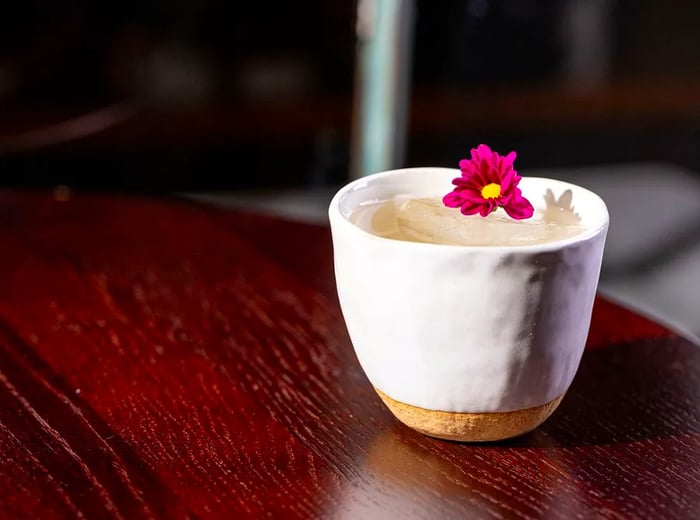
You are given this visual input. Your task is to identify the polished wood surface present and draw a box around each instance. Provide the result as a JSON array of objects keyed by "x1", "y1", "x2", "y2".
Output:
[{"x1": 0, "y1": 191, "x2": 698, "y2": 519}]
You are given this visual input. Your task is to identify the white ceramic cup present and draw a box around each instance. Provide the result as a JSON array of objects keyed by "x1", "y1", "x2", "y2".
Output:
[{"x1": 329, "y1": 168, "x2": 609, "y2": 441}]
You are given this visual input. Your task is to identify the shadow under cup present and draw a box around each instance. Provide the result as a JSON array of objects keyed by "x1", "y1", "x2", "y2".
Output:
[{"x1": 329, "y1": 168, "x2": 609, "y2": 442}]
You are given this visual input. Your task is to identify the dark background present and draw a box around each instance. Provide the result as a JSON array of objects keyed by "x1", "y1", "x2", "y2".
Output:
[{"x1": 0, "y1": 0, "x2": 698, "y2": 191}]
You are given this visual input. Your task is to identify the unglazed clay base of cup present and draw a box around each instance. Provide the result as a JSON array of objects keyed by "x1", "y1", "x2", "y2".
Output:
[{"x1": 375, "y1": 388, "x2": 564, "y2": 442}]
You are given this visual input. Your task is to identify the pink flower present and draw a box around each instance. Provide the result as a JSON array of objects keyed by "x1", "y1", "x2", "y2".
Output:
[{"x1": 443, "y1": 144, "x2": 534, "y2": 220}]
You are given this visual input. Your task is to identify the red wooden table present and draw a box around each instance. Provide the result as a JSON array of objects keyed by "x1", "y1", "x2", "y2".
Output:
[{"x1": 0, "y1": 191, "x2": 698, "y2": 519}]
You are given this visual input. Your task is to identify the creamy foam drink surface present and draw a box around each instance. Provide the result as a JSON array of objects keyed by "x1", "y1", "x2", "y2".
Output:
[{"x1": 349, "y1": 196, "x2": 585, "y2": 246}]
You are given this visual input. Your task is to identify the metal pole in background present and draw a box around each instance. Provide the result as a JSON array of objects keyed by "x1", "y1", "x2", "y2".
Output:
[{"x1": 350, "y1": 0, "x2": 416, "y2": 178}]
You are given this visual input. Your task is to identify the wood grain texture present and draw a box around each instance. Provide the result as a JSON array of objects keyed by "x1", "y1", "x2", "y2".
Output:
[{"x1": 0, "y1": 191, "x2": 698, "y2": 519}]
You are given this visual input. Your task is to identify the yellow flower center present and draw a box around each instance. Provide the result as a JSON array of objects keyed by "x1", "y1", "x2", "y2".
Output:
[{"x1": 481, "y1": 183, "x2": 501, "y2": 199}]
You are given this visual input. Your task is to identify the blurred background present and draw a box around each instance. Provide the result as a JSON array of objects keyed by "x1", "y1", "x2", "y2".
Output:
[{"x1": 0, "y1": 0, "x2": 699, "y2": 335}]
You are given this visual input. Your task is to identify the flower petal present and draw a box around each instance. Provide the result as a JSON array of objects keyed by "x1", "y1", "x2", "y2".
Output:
[
  {"x1": 442, "y1": 191, "x2": 464, "y2": 208},
  {"x1": 500, "y1": 169, "x2": 516, "y2": 193},
  {"x1": 452, "y1": 176, "x2": 482, "y2": 190},
  {"x1": 503, "y1": 196, "x2": 534, "y2": 220},
  {"x1": 458, "y1": 159, "x2": 473, "y2": 170},
  {"x1": 459, "y1": 200, "x2": 482, "y2": 216},
  {"x1": 474, "y1": 144, "x2": 493, "y2": 162},
  {"x1": 502, "y1": 151, "x2": 517, "y2": 170},
  {"x1": 479, "y1": 165, "x2": 493, "y2": 185},
  {"x1": 488, "y1": 165, "x2": 503, "y2": 184},
  {"x1": 459, "y1": 158, "x2": 488, "y2": 187},
  {"x1": 501, "y1": 185, "x2": 523, "y2": 203},
  {"x1": 450, "y1": 185, "x2": 481, "y2": 201},
  {"x1": 476, "y1": 199, "x2": 498, "y2": 217}
]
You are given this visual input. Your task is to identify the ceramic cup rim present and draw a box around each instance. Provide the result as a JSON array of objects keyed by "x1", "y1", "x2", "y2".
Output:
[{"x1": 329, "y1": 167, "x2": 610, "y2": 253}]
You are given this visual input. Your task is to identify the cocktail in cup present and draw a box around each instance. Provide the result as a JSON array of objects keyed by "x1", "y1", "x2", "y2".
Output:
[{"x1": 329, "y1": 152, "x2": 608, "y2": 442}]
